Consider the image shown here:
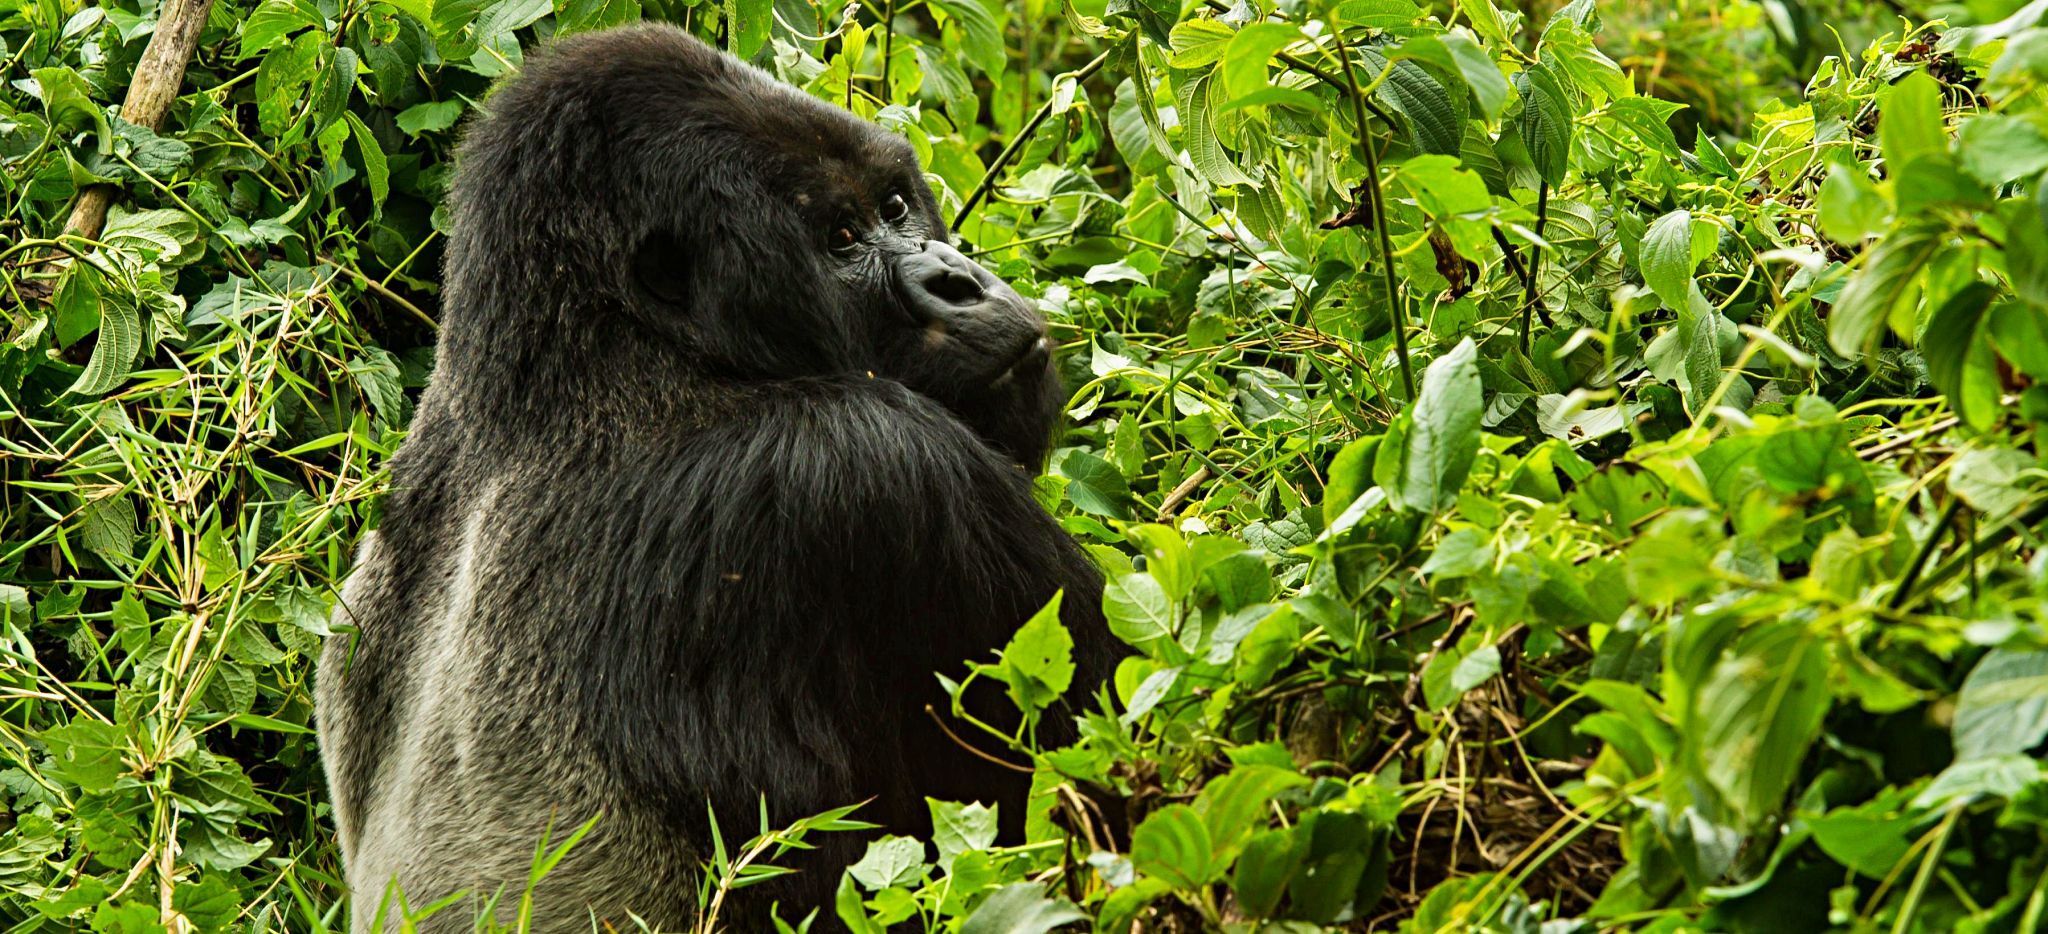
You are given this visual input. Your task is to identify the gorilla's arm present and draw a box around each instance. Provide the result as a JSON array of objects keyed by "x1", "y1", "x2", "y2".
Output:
[{"x1": 573, "y1": 377, "x2": 1111, "y2": 841}]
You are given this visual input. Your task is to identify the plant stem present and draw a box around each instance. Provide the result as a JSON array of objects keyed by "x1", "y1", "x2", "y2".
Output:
[
  {"x1": 1889, "y1": 497, "x2": 1961, "y2": 610},
  {"x1": 879, "y1": 0, "x2": 897, "y2": 101},
  {"x1": 951, "y1": 48, "x2": 1111, "y2": 232},
  {"x1": 1336, "y1": 34, "x2": 1412, "y2": 397},
  {"x1": 1519, "y1": 180, "x2": 1550, "y2": 355}
]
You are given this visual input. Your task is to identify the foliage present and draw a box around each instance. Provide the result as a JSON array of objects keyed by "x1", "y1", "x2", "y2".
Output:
[{"x1": 5, "y1": 0, "x2": 2048, "y2": 929}]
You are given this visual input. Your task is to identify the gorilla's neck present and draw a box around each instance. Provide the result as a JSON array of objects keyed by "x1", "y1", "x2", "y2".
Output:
[{"x1": 424, "y1": 296, "x2": 740, "y2": 456}]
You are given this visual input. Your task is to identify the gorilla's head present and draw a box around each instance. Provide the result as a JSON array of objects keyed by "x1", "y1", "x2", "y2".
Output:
[{"x1": 438, "y1": 25, "x2": 1056, "y2": 464}]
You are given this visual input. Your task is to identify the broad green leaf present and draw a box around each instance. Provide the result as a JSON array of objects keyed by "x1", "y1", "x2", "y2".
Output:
[
  {"x1": 993, "y1": 593, "x2": 1075, "y2": 712},
  {"x1": 847, "y1": 836, "x2": 926, "y2": 890},
  {"x1": 1104, "y1": 572, "x2": 1174, "y2": 648},
  {"x1": 1952, "y1": 649, "x2": 2048, "y2": 761},
  {"x1": 1439, "y1": 30, "x2": 1510, "y2": 119},
  {"x1": 927, "y1": 800, "x2": 998, "y2": 866},
  {"x1": 1639, "y1": 209, "x2": 1697, "y2": 310},
  {"x1": 1221, "y1": 23, "x2": 1301, "y2": 101},
  {"x1": 31, "y1": 66, "x2": 107, "y2": 138},
  {"x1": 1193, "y1": 765, "x2": 1308, "y2": 856},
  {"x1": 1333, "y1": 0, "x2": 1420, "y2": 31},
  {"x1": 1176, "y1": 69, "x2": 1255, "y2": 186},
  {"x1": 1166, "y1": 19, "x2": 1234, "y2": 69},
  {"x1": 396, "y1": 100, "x2": 464, "y2": 137},
  {"x1": 1130, "y1": 804, "x2": 1220, "y2": 888},
  {"x1": 927, "y1": 0, "x2": 1004, "y2": 76},
  {"x1": 1377, "y1": 338, "x2": 1483, "y2": 513},
  {"x1": 1818, "y1": 164, "x2": 1889, "y2": 243},
  {"x1": 1515, "y1": 60, "x2": 1572, "y2": 185},
  {"x1": 1370, "y1": 54, "x2": 1464, "y2": 157},
  {"x1": 1058, "y1": 450, "x2": 1131, "y2": 518},
  {"x1": 1232, "y1": 828, "x2": 1306, "y2": 918},
  {"x1": 1957, "y1": 113, "x2": 2048, "y2": 185},
  {"x1": 68, "y1": 294, "x2": 142, "y2": 396},
  {"x1": 239, "y1": 0, "x2": 323, "y2": 56},
  {"x1": 958, "y1": 883, "x2": 1086, "y2": 934},
  {"x1": 1880, "y1": 70, "x2": 1946, "y2": 170},
  {"x1": 1693, "y1": 624, "x2": 1830, "y2": 825},
  {"x1": 1828, "y1": 226, "x2": 1942, "y2": 358},
  {"x1": 1921, "y1": 282, "x2": 1999, "y2": 427}
]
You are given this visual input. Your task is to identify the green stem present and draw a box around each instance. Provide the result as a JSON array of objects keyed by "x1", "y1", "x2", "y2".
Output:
[{"x1": 1337, "y1": 36, "x2": 1412, "y2": 398}]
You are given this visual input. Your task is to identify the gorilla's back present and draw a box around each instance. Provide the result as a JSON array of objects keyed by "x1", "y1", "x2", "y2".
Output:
[{"x1": 316, "y1": 424, "x2": 697, "y2": 931}]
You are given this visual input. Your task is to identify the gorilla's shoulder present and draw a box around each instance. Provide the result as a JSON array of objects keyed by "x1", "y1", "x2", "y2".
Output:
[{"x1": 503, "y1": 23, "x2": 759, "y2": 106}]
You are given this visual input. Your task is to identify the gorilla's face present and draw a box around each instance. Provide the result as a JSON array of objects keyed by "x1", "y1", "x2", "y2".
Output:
[
  {"x1": 449, "y1": 27, "x2": 1059, "y2": 461},
  {"x1": 606, "y1": 46, "x2": 1056, "y2": 460},
  {"x1": 785, "y1": 155, "x2": 1053, "y2": 426}
]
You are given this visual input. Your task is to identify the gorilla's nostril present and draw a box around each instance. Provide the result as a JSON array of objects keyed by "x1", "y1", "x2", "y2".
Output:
[{"x1": 923, "y1": 269, "x2": 984, "y2": 305}]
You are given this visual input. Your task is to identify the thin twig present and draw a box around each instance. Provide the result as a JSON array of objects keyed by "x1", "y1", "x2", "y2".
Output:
[
  {"x1": 951, "y1": 49, "x2": 1113, "y2": 232},
  {"x1": 923, "y1": 704, "x2": 1031, "y2": 772}
]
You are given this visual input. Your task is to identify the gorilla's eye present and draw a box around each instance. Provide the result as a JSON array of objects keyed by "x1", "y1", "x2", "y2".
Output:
[
  {"x1": 880, "y1": 194, "x2": 909, "y2": 223},
  {"x1": 829, "y1": 226, "x2": 858, "y2": 251}
]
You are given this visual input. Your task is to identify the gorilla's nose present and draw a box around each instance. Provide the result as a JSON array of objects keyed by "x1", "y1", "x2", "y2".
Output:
[{"x1": 899, "y1": 241, "x2": 986, "y2": 306}]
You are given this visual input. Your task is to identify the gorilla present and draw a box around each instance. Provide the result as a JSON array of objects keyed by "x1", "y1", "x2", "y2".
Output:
[{"x1": 315, "y1": 23, "x2": 1116, "y2": 931}]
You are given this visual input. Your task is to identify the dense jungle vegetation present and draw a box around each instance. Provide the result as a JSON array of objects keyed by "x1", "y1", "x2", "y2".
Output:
[{"x1": 5, "y1": 0, "x2": 2048, "y2": 928}]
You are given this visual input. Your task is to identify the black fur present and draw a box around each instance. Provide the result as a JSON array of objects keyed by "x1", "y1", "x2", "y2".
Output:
[{"x1": 315, "y1": 24, "x2": 1114, "y2": 931}]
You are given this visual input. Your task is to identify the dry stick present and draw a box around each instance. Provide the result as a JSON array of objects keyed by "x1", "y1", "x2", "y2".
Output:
[
  {"x1": 62, "y1": 0, "x2": 218, "y2": 240},
  {"x1": 951, "y1": 48, "x2": 1113, "y2": 233},
  {"x1": 1155, "y1": 465, "x2": 1211, "y2": 520}
]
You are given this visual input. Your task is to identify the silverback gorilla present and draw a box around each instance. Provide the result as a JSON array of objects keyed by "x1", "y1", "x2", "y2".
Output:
[{"x1": 315, "y1": 23, "x2": 1116, "y2": 931}]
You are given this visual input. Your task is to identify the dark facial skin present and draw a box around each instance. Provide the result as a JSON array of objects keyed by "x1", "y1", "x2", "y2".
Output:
[{"x1": 779, "y1": 161, "x2": 1060, "y2": 467}]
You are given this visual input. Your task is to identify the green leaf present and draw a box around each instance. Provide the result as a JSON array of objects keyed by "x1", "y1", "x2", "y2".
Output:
[
  {"x1": 1333, "y1": 0, "x2": 1420, "y2": 31},
  {"x1": 1057, "y1": 449, "x2": 1131, "y2": 518},
  {"x1": 1828, "y1": 226, "x2": 1941, "y2": 358},
  {"x1": 1176, "y1": 69, "x2": 1255, "y2": 186},
  {"x1": 1373, "y1": 55, "x2": 1464, "y2": 156},
  {"x1": 1880, "y1": 70, "x2": 1946, "y2": 171},
  {"x1": 30, "y1": 66, "x2": 107, "y2": 138},
  {"x1": 1990, "y1": 302, "x2": 2048, "y2": 379},
  {"x1": 1952, "y1": 649, "x2": 2048, "y2": 761},
  {"x1": 927, "y1": 0, "x2": 1004, "y2": 76},
  {"x1": 993, "y1": 593, "x2": 1075, "y2": 713},
  {"x1": 1377, "y1": 339, "x2": 1483, "y2": 513},
  {"x1": 958, "y1": 883, "x2": 1087, "y2": 934},
  {"x1": 1957, "y1": 113, "x2": 2048, "y2": 185},
  {"x1": 345, "y1": 113, "x2": 388, "y2": 216},
  {"x1": 1104, "y1": 572, "x2": 1174, "y2": 649},
  {"x1": 1231, "y1": 828, "x2": 1307, "y2": 918},
  {"x1": 396, "y1": 100, "x2": 464, "y2": 137},
  {"x1": 847, "y1": 835, "x2": 926, "y2": 890},
  {"x1": 1167, "y1": 19, "x2": 1234, "y2": 69},
  {"x1": 1439, "y1": 29, "x2": 1509, "y2": 119},
  {"x1": 1221, "y1": 23, "x2": 1301, "y2": 101},
  {"x1": 239, "y1": 0, "x2": 323, "y2": 56},
  {"x1": 1195, "y1": 765, "x2": 1309, "y2": 857},
  {"x1": 1639, "y1": 209, "x2": 1698, "y2": 310},
  {"x1": 1921, "y1": 282, "x2": 1999, "y2": 428},
  {"x1": 555, "y1": 0, "x2": 640, "y2": 33},
  {"x1": 928, "y1": 799, "x2": 999, "y2": 867},
  {"x1": 1131, "y1": 804, "x2": 1220, "y2": 888},
  {"x1": 68, "y1": 293, "x2": 142, "y2": 396},
  {"x1": 1127, "y1": 525, "x2": 1193, "y2": 600},
  {"x1": 1693, "y1": 624, "x2": 1830, "y2": 825},
  {"x1": 1818, "y1": 164, "x2": 1889, "y2": 243},
  {"x1": 372, "y1": 0, "x2": 435, "y2": 25},
  {"x1": 1514, "y1": 60, "x2": 1573, "y2": 186}
]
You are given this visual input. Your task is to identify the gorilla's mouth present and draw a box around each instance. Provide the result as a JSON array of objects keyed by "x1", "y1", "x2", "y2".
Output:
[{"x1": 990, "y1": 337, "x2": 1052, "y2": 388}]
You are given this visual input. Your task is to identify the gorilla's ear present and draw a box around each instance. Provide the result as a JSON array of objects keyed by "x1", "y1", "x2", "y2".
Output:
[{"x1": 631, "y1": 231, "x2": 692, "y2": 305}]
